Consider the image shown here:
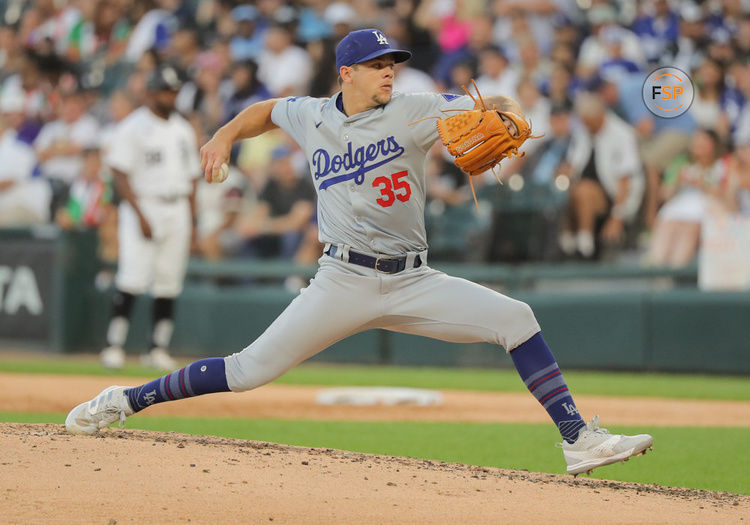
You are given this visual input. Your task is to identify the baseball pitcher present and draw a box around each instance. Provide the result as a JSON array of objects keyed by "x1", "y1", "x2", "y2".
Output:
[{"x1": 67, "y1": 30, "x2": 652, "y2": 476}]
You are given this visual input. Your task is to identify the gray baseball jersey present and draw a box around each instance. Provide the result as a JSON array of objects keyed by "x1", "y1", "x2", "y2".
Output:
[
  {"x1": 271, "y1": 92, "x2": 472, "y2": 256},
  {"x1": 224, "y1": 91, "x2": 541, "y2": 393}
]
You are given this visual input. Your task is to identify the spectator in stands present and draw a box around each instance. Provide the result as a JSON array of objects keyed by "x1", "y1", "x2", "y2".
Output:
[
  {"x1": 475, "y1": 45, "x2": 519, "y2": 100},
  {"x1": 305, "y1": 36, "x2": 338, "y2": 98},
  {"x1": 596, "y1": 72, "x2": 696, "y2": 230},
  {"x1": 257, "y1": 22, "x2": 312, "y2": 97},
  {"x1": 543, "y1": 62, "x2": 574, "y2": 106},
  {"x1": 731, "y1": 60, "x2": 750, "y2": 146},
  {"x1": 492, "y1": 0, "x2": 579, "y2": 58},
  {"x1": 598, "y1": 26, "x2": 641, "y2": 81},
  {"x1": 223, "y1": 60, "x2": 271, "y2": 124},
  {"x1": 735, "y1": 15, "x2": 750, "y2": 61},
  {"x1": 323, "y1": 2, "x2": 355, "y2": 41},
  {"x1": 515, "y1": 35, "x2": 551, "y2": 86},
  {"x1": 34, "y1": 88, "x2": 99, "y2": 218},
  {"x1": 646, "y1": 129, "x2": 729, "y2": 267},
  {"x1": 691, "y1": 57, "x2": 731, "y2": 138},
  {"x1": 559, "y1": 92, "x2": 644, "y2": 258},
  {"x1": 167, "y1": 27, "x2": 201, "y2": 73},
  {"x1": 124, "y1": 0, "x2": 179, "y2": 63},
  {"x1": 229, "y1": 5, "x2": 264, "y2": 62},
  {"x1": 1, "y1": 49, "x2": 50, "y2": 144},
  {"x1": 176, "y1": 50, "x2": 228, "y2": 134},
  {"x1": 56, "y1": 147, "x2": 112, "y2": 230},
  {"x1": 0, "y1": 87, "x2": 51, "y2": 226},
  {"x1": 0, "y1": 24, "x2": 23, "y2": 79},
  {"x1": 425, "y1": 142, "x2": 471, "y2": 207},
  {"x1": 518, "y1": 99, "x2": 574, "y2": 187},
  {"x1": 723, "y1": 132, "x2": 750, "y2": 215},
  {"x1": 443, "y1": 60, "x2": 477, "y2": 95},
  {"x1": 393, "y1": 60, "x2": 437, "y2": 93},
  {"x1": 630, "y1": 0, "x2": 680, "y2": 65},
  {"x1": 577, "y1": 4, "x2": 645, "y2": 81},
  {"x1": 672, "y1": 2, "x2": 708, "y2": 73},
  {"x1": 233, "y1": 145, "x2": 316, "y2": 260},
  {"x1": 516, "y1": 76, "x2": 551, "y2": 155},
  {"x1": 63, "y1": 0, "x2": 130, "y2": 64}
]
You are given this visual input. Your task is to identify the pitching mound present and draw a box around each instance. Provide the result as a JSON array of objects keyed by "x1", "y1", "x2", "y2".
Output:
[{"x1": 1, "y1": 423, "x2": 747, "y2": 524}]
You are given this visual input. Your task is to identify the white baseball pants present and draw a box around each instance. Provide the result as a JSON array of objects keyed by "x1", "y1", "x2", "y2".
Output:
[
  {"x1": 224, "y1": 254, "x2": 540, "y2": 391},
  {"x1": 115, "y1": 198, "x2": 191, "y2": 298}
]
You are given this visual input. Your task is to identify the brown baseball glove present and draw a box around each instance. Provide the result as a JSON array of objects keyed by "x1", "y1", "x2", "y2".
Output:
[
  {"x1": 437, "y1": 106, "x2": 531, "y2": 176},
  {"x1": 434, "y1": 81, "x2": 536, "y2": 209}
]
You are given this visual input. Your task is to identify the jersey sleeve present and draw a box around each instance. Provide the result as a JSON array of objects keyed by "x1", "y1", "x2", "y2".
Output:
[
  {"x1": 400, "y1": 92, "x2": 474, "y2": 151},
  {"x1": 270, "y1": 96, "x2": 321, "y2": 149},
  {"x1": 104, "y1": 120, "x2": 137, "y2": 174}
]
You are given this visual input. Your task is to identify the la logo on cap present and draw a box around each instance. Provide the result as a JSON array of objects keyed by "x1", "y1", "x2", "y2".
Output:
[{"x1": 373, "y1": 30, "x2": 388, "y2": 45}]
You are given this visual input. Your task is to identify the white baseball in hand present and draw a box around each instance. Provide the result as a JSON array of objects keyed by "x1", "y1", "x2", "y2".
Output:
[{"x1": 211, "y1": 162, "x2": 229, "y2": 183}]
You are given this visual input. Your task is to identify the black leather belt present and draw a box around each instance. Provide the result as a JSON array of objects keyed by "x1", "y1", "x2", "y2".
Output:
[{"x1": 325, "y1": 245, "x2": 422, "y2": 274}]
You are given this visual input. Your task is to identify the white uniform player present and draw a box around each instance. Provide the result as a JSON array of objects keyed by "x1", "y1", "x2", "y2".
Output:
[
  {"x1": 100, "y1": 63, "x2": 201, "y2": 370},
  {"x1": 68, "y1": 31, "x2": 653, "y2": 477}
]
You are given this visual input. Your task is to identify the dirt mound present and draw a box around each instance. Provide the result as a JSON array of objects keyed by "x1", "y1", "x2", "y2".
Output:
[{"x1": 1, "y1": 423, "x2": 747, "y2": 524}]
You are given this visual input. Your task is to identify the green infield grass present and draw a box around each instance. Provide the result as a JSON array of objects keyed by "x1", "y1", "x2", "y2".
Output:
[
  {"x1": 0, "y1": 357, "x2": 749, "y2": 401},
  {"x1": 3, "y1": 411, "x2": 748, "y2": 495}
]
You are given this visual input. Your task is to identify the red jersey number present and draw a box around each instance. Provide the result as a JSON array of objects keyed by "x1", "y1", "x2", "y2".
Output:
[{"x1": 373, "y1": 171, "x2": 412, "y2": 208}]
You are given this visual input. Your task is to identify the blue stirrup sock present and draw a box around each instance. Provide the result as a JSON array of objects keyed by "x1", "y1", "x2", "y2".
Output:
[
  {"x1": 125, "y1": 357, "x2": 230, "y2": 412},
  {"x1": 511, "y1": 332, "x2": 586, "y2": 443}
]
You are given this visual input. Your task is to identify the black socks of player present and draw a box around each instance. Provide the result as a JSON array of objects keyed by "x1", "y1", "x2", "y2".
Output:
[
  {"x1": 106, "y1": 290, "x2": 136, "y2": 347},
  {"x1": 150, "y1": 297, "x2": 175, "y2": 350}
]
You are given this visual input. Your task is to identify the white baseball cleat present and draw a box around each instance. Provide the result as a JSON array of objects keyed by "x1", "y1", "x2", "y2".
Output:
[
  {"x1": 100, "y1": 346, "x2": 125, "y2": 369},
  {"x1": 65, "y1": 386, "x2": 134, "y2": 436},
  {"x1": 141, "y1": 348, "x2": 177, "y2": 370},
  {"x1": 561, "y1": 415, "x2": 653, "y2": 476}
]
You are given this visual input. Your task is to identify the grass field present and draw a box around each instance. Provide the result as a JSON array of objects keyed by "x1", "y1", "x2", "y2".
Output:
[
  {"x1": 2, "y1": 356, "x2": 749, "y2": 495},
  {"x1": 1, "y1": 358, "x2": 749, "y2": 401}
]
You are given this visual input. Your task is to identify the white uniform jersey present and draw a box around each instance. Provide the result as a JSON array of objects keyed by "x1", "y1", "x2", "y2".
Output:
[
  {"x1": 271, "y1": 91, "x2": 472, "y2": 256},
  {"x1": 106, "y1": 106, "x2": 200, "y2": 298},
  {"x1": 105, "y1": 107, "x2": 201, "y2": 197},
  {"x1": 35, "y1": 114, "x2": 99, "y2": 183}
]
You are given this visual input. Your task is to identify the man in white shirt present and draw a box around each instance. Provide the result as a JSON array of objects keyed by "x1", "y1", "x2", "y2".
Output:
[
  {"x1": 34, "y1": 89, "x2": 99, "y2": 216},
  {"x1": 560, "y1": 92, "x2": 644, "y2": 258},
  {"x1": 393, "y1": 62, "x2": 437, "y2": 94},
  {"x1": 0, "y1": 88, "x2": 50, "y2": 226},
  {"x1": 475, "y1": 46, "x2": 519, "y2": 101},
  {"x1": 257, "y1": 23, "x2": 313, "y2": 97}
]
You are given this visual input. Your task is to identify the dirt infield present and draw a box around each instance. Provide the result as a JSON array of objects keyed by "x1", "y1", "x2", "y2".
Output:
[
  {"x1": 1, "y1": 423, "x2": 748, "y2": 525},
  {"x1": 2, "y1": 372, "x2": 749, "y2": 427}
]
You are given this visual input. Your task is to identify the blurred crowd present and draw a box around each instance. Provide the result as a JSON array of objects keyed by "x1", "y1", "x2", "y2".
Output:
[{"x1": 1, "y1": 0, "x2": 750, "y2": 268}]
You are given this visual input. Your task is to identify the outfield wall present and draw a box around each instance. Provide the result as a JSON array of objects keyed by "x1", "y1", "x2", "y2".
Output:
[{"x1": 1, "y1": 229, "x2": 748, "y2": 374}]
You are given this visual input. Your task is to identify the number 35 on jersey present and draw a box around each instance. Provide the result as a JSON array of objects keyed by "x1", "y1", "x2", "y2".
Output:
[{"x1": 372, "y1": 170, "x2": 412, "y2": 207}]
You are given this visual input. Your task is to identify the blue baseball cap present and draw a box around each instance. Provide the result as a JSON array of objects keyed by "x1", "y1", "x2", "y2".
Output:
[{"x1": 335, "y1": 29, "x2": 411, "y2": 72}]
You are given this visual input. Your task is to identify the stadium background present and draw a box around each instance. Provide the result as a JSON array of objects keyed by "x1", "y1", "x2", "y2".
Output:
[{"x1": 0, "y1": 0, "x2": 749, "y2": 521}]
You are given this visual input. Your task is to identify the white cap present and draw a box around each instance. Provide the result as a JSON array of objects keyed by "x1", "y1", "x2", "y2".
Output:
[
  {"x1": 0, "y1": 87, "x2": 24, "y2": 114},
  {"x1": 325, "y1": 2, "x2": 356, "y2": 26}
]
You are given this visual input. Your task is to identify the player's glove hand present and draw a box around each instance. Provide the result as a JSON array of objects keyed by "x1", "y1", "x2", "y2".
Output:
[
  {"x1": 437, "y1": 107, "x2": 531, "y2": 177},
  {"x1": 433, "y1": 81, "x2": 538, "y2": 210}
]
